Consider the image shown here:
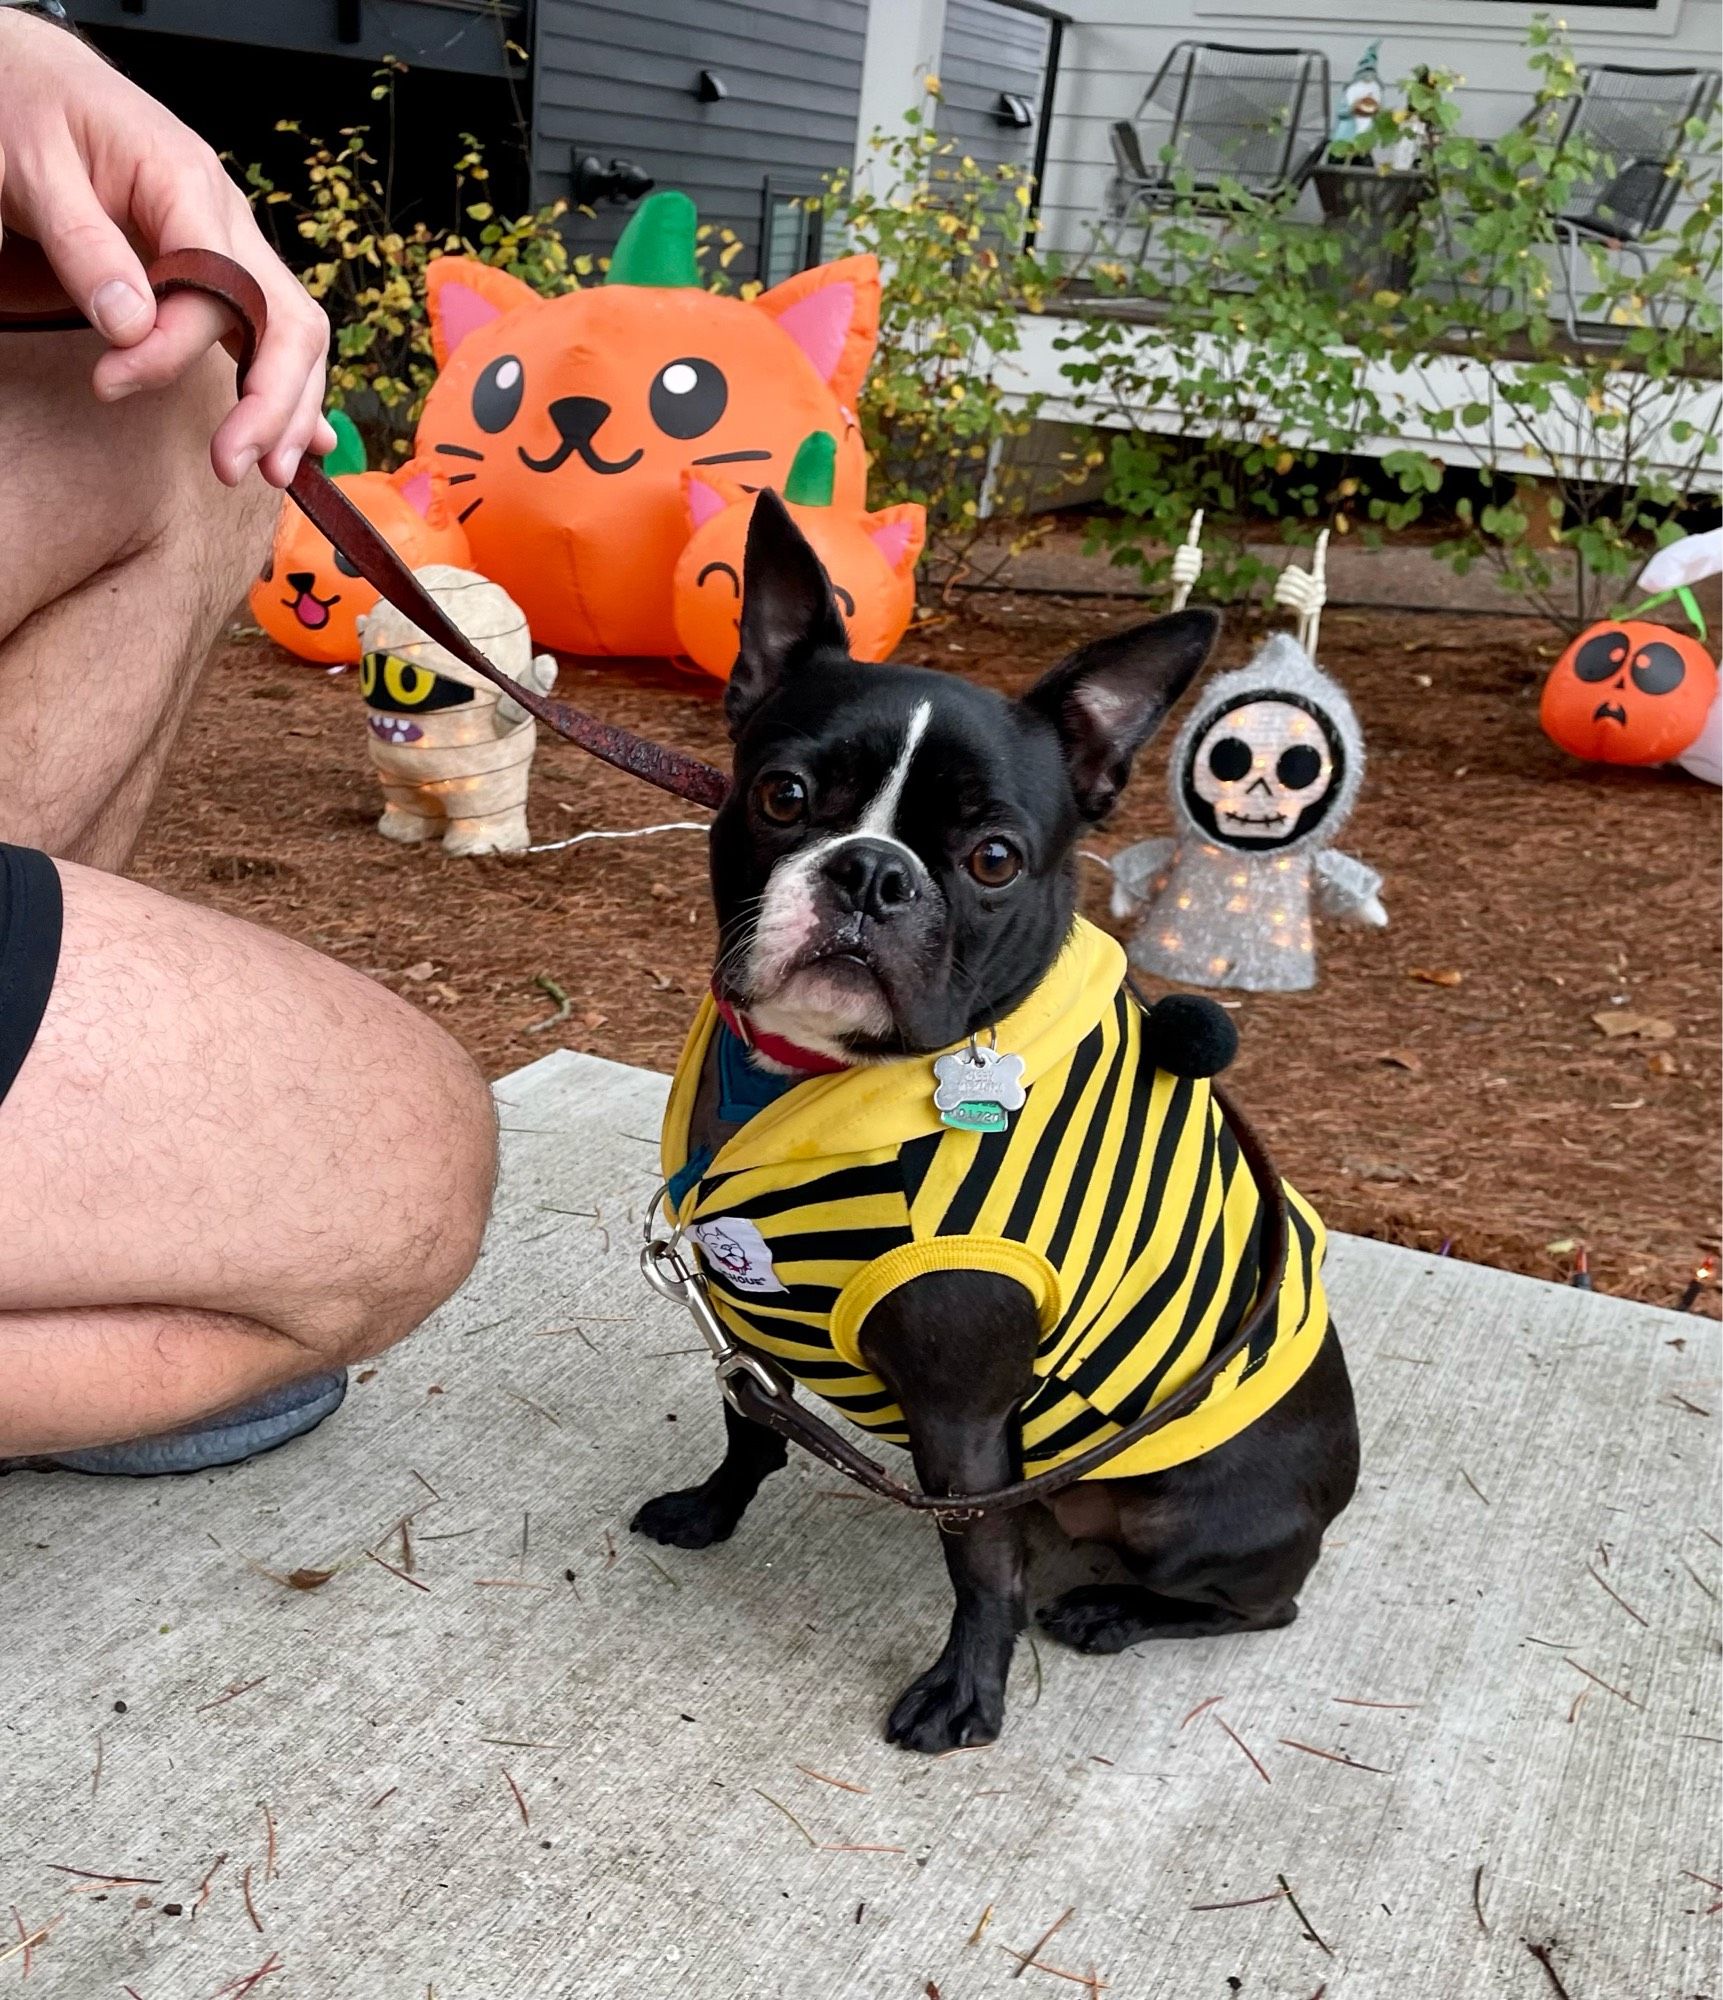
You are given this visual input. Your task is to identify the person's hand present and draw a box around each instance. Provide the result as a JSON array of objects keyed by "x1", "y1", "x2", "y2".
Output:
[{"x1": 0, "y1": 12, "x2": 335, "y2": 487}]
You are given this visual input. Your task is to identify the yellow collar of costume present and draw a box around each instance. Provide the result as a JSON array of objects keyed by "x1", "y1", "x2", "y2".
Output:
[{"x1": 662, "y1": 917, "x2": 1128, "y2": 1204}]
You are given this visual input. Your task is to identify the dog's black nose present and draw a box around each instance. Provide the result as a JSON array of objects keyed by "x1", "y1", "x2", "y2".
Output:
[
  {"x1": 286, "y1": 571, "x2": 316, "y2": 592},
  {"x1": 823, "y1": 839, "x2": 919, "y2": 918}
]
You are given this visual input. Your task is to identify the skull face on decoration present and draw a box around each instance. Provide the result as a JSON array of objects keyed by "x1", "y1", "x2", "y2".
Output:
[
  {"x1": 1173, "y1": 638, "x2": 1365, "y2": 858},
  {"x1": 1109, "y1": 634, "x2": 1382, "y2": 994},
  {"x1": 1185, "y1": 694, "x2": 1346, "y2": 851}
]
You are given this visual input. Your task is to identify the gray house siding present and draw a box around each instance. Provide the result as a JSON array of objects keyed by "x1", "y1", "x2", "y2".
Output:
[
  {"x1": 532, "y1": 0, "x2": 870, "y2": 277},
  {"x1": 935, "y1": 0, "x2": 1052, "y2": 177}
]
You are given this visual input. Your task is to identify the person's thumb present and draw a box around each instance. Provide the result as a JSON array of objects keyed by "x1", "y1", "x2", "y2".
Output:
[{"x1": 12, "y1": 153, "x2": 155, "y2": 344}]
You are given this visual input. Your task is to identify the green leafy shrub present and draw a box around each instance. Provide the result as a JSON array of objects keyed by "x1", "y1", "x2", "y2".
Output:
[
  {"x1": 815, "y1": 85, "x2": 1061, "y2": 590},
  {"x1": 243, "y1": 63, "x2": 584, "y2": 460},
  {"x1": 1057, "y1": 17, "x2": 1720, "y2": 628}
]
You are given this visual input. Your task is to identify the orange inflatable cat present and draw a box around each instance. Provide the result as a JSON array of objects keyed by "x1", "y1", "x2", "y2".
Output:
[
  {"x1": 252, "y1": 455, "x2": 470, "y2": 668},
  {"x1": 414, "y1": 190, "x2": 879, "y2": 658},
  {"x1": 673, "y1": 433, "x2": 924, "y2": 679}
]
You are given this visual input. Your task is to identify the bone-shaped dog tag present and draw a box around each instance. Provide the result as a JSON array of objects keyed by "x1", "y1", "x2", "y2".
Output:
[{"x1": 933, "y1": 1044, "x2": 1026, "y2": 1133}]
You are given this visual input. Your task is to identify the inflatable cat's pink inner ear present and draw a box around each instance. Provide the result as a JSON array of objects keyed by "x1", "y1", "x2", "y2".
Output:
[
  {"x1": 438, "y1": 284, "x2": 504, "y2": 357},
  {"x1": 868, "y1": 507, "x2": 927, "y2": 576},
  {"x1": 753, "y1": 256, "x2": 881, "y2": 409},
  {"x1": 391, "y1": 459, "x2": 459, "y2": 533},
  {"x1": 423, "y1": 258, "x2": 544, "y2": 367},
  {"x1": 773, "y1": 285, "x2": 855, "y2": 384},
  {"x1": 685, "y1": 476, "x2": 730, "y2": 532}
]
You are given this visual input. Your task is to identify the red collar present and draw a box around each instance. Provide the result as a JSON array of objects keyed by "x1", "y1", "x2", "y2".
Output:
[{"x1": 714, "y1": 995, "x2": 850, "y2": 1076}]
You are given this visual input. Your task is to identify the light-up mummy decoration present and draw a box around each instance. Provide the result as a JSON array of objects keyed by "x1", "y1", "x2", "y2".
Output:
[
  {"x1": 355, "y1": 566, "x2": 558, "y2": 855},
  {"x1": 1111, "y1": 633, "x2": 1385, "y2": 993}
]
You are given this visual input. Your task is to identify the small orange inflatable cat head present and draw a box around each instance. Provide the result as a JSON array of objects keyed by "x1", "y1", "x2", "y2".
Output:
[
  {"x1": 252, "y1": 455, "x2": 471, "y2": 668},
  {"x1": 414, "y1": 190, "x2": 880, "y2": 659},
  {"x1": 672, "y1": 433, "x2": 924, "y2": 680}
]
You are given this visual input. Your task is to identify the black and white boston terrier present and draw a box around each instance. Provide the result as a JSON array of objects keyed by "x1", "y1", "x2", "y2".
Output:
[{"x1": 632, "y1": 493, "x2": 1359, "y2": 1754}]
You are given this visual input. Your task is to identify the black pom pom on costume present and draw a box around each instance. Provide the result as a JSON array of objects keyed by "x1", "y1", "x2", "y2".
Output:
[{"x1": 1141, "y1": 993, "x2": 1238, "y2": 1078}]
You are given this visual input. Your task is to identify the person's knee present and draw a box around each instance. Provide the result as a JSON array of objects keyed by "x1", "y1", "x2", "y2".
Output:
[{"x1": 311, "y1": 1028, "x2": 498, "y2": 1367}]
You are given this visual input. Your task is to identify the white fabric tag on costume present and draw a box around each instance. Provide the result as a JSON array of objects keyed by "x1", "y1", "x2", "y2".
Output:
[{"x1": 690, "y1": 1216, "x2": 787, "y2": 1295}]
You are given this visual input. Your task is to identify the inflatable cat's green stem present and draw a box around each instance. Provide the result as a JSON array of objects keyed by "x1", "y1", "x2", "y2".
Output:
[
  {"x1": 783, "y1": 431, "x2": 838, "y2": 507},
  {"x1": 323, "y1": 408, "x2": 366, "y2": 476},
  {"x1": 607, "y1": 190, "x2": 701, "y2": 289}
]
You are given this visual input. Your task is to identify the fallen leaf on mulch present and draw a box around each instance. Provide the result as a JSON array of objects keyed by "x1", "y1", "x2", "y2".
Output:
[
  {"x1": 1378, "y1": 1050, "x2": 1424, "y2": 1073},
  {"x1": 401, "y1": 961, "x2": 437, "y2": 982},
  {"x1": 286, "y1": 1568, "x2": 336, "y2": 1592},
  {"x1": 1591, "y1": 1011, "x2": 1676, "y2": 1042},
  {"x1": 1407, "y1": 967, "x2": 1463, "y2": 988},
  {"x1": 1647, "y1": 1050, "x2": 1680, "y2": 1076},
  {"x1": 1546, "y1": 1237, "x2": 1578, "y2": 1256},
  {"x1": 1344, "y1": 1157, "x2": 1428, "y2": 1184}
]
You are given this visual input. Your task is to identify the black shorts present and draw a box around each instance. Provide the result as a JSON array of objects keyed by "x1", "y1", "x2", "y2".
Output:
[{"x1": 0, "y1": 844, "x2": 62, "y2": 1110}]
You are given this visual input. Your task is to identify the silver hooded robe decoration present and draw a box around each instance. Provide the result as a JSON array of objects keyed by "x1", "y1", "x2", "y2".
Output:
[{"x1": 1111, "y1": 633, "x2": 1385, "y2": 993}]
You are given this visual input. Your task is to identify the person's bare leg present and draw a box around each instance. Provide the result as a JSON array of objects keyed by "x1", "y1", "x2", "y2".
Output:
[
  {"x1": 0, "y1": 861, "x2": 497, "y2": 1454},
  {"x1": 0, "y1": 331, "x2": 277, "y2": 864}
]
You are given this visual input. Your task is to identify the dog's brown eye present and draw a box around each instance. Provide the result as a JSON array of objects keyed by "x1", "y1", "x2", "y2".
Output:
[
  {"x1": 755, "y1": 772, "x2": 808, "y2": 826},
  {"x1": 967, "y1": 838, "x2": 1022, "y2": 887}
]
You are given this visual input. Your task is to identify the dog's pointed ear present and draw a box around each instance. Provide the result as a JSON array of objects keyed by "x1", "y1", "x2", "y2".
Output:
[
  {"x1": 726, "y1": 488, "x2": 850, "y2": 738},
  {"x1": 1022, "y1": 609, "x2": 1220, "y2": 821}
]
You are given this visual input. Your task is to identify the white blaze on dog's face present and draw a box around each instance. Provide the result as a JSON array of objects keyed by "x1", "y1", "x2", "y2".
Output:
[{"x1": 742, "y1": 699, "x2": 936, "y2": 1060}]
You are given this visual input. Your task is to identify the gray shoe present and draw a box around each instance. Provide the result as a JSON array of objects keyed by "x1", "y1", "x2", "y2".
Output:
[{"x1": 1, "y1": 1371, "x2": 348, "y2": 1477}]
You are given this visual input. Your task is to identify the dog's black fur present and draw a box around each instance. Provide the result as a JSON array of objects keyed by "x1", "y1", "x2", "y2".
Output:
[{"x1": 633, "y1": 493, "x2": 1359, "y2": 1753}]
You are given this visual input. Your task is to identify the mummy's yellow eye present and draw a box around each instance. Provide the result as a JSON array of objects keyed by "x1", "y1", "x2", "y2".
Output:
[
  {"x1": 385, "y1": 656, "x2": 434, "y2": 706},
  {"x1": 359, "y1": 653, "x2": 377, "y2": 699}
]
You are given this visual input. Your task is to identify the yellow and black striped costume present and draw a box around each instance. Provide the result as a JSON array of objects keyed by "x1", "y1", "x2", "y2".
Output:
[{"x1": 661, "y1": 918, "x2": 1329, "y2": 1479}]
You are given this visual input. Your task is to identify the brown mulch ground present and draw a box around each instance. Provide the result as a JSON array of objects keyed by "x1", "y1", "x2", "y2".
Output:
[{"x1": 130, "y1": 595, "x2": 1721, "y2": 1314}]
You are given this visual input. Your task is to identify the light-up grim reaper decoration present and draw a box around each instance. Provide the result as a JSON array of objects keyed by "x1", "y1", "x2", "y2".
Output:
[{"x1": 1110, "y1": 633, "x2": 1385, "y2": 993}]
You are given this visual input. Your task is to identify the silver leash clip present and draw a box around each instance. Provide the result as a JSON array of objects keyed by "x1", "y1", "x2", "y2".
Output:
[{"x1": 640, "y1": 1195, "x2": 781, "y2": 1413}]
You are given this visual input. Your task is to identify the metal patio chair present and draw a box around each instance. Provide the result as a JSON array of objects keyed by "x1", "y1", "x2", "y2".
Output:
[
  {"x1": 1531, "y1": 63, "x2": 1720, "y2": 337},
  {"x1": 1104, "y1": 42, "x2": 1331, "y2": 266}
]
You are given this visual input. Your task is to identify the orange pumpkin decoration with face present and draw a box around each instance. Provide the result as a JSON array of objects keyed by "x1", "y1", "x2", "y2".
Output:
[
  {"x1": 414, "y1": 190, "x2": 879, "y2": 658},
  {"x1": 251, "y1": 457, "x2": 470, "y2": 668},
  {"x1": 672, "y1": 433, "x2": 924, "y2": 679},
  {"x1": 1540, "y1": 618, "x2": 1719, "y2": 766}
]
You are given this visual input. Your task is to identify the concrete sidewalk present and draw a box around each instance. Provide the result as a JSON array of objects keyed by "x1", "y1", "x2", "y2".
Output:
[{"x1": 2, "y1": 1050, "x2": 1716, "y2": 1998}]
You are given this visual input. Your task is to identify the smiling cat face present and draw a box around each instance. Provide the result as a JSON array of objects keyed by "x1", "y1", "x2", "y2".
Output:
[{"x1": 415, "y1": 193, "x2": 879, "y2": 658}]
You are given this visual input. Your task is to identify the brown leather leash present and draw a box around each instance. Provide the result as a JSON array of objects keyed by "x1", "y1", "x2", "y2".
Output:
[
  {"x1": 644, "y1": 1072, "x2": 1292, "y2": 1524},
  {"x1": 11, "y1": 252, "x2": 1298, "y2": 1521},
  {"x1": 1, "y1": 250, "x2": 729, "y2": 809}
]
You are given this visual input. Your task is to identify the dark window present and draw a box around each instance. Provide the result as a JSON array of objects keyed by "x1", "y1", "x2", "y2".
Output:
[{"x1": 760, "y1": 179, "x2": 825, "y2": 287}]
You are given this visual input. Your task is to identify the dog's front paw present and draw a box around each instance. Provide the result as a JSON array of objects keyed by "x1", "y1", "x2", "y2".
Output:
[
  {"x1": 1037, "y1": 1585, "x2": 1148, "y2": 1653},
  {"x1": 886, "y1": 1654, "x2": 1005, "y2": 1754},
  {"x1": 629, "y1": 1485, "x2": 737, "y2": 1551}
]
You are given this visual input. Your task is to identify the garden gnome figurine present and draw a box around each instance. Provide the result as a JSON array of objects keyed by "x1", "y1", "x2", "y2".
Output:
[
  {"x1": 355, "y1": 565, "x2": 557, "y2": 855},
  {"x1": 1110, "y1": 634, "x2": 1385, "y2": 993},
  {"x1": 1331, "y1": 41, "x2": 1385, "y2": 150}
]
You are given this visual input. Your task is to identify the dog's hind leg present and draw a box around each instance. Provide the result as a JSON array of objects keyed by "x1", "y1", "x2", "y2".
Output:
[
  {"x1": 630, "y1": 1399, "x2": 790, "y2": 1550},
  {"x1": 1039, "y1": 1322, "x2": 1358, "y2": 1656}
]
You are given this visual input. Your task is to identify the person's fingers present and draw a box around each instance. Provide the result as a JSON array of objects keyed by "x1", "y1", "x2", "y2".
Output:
[
  {"x1": 210, "y1": 260, "x2": 330, "y2": 487},
  {"x1": 90, "y1": 286, "x2": 236, "y2": 402},
  {"x1": 7, "y1": 140, "x2": 156, "y2": 345},
  {"x1": 256, "y1": 364, "x2": 328, "y2": 489},
  {"x1": 310, "y1": 413, "x2": 339, "y2": 457}
]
